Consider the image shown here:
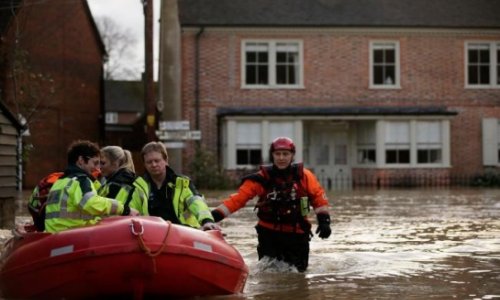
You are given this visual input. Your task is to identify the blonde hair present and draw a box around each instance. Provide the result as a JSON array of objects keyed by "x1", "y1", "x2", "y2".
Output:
[
  {"x1": 141, "y1": 141, "x2": 168, "y2": 161},
  {"x1": 101, "y1": 146, "x2": 135, "y2": 173}
]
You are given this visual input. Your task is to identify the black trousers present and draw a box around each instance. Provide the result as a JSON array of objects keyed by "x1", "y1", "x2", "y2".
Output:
[{"x1": 255, "y1": 225, "x2": 310, "y2": 272}]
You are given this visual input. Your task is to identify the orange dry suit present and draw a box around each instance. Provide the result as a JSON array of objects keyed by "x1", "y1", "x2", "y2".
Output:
[{"x1": 213, "y1": 163, "x2": 330, "y2": 233}]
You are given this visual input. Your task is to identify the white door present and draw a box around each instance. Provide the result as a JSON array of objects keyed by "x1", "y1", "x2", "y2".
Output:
[{"x1": 308, "y1": 126, "x2": 351, "y2": 190}]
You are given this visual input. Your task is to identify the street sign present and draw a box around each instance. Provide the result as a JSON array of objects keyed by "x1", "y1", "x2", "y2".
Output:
[
  {"x1": 163, "y1": 142, "x2": 186, "y2": 149},
  {"x1": 159, "y1": 120, "x2": 190, "y2": 131},
  {"x1": 156, "y1": 130, "x2": 201, "y2": 140}
]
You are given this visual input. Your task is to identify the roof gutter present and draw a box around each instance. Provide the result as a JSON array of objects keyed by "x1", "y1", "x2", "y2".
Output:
[{"x1": 194, "y1": 26, "x2": 205, "y2": 132}]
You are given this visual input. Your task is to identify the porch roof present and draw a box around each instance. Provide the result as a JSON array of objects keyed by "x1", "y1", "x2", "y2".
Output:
[{"x1": 217, "y1": 106, "x2": 458, "y2": 117}]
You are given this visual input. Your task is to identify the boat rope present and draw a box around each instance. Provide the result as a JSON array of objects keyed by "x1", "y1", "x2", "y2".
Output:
[{"x1": 130, "y1": 219, "x2": 172, "y2": 273}]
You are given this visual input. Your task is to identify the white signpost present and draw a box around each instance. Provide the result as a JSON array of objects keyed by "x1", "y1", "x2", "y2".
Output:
[{"x1": 156, "y1": 120, "x2": 201, "y2": 148}]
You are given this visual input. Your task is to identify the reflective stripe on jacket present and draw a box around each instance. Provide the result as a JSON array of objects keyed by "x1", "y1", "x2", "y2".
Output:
[
  {"x1": 98, "y1": 176, "x2": 149, "y2": 215},
  {"x1": 170, "y1": 176, "x2": 213, "y2": 228},
  {"x1": 45, "y1": 175, "x2": 124, "y2": 233}
]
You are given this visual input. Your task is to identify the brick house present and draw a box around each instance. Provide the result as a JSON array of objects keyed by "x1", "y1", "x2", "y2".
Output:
[
  {"x1": 0, "y1": 0, "x2": 106, "y2": 188},
  {"x1": 167, "y1": 0, "x2": 500, "y2": 189}
]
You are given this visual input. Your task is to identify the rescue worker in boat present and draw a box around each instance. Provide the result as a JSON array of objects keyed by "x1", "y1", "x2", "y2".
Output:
[
  {"x1": 45, "y1": 140, "x2": 139, "y2": 233},
  {"x1": 98, "y1": 146, "x2": 149, "y2": 216},
  {"x1": 141, "y1": 141, "x2": 219, "y2": 231},
  {"x1": 211, "y1": 137, "x2": 332, "y2": 272}
]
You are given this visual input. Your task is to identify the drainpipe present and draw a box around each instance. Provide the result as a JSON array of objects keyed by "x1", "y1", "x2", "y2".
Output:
[{"x1": 194, "y1": 26, "x2": 205, "y2": 136}]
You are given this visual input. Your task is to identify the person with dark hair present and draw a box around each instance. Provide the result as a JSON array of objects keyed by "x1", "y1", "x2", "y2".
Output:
[
  {"x1": 44, "y1": 140, "x2": 139, "y2": 233},
  {"x1": 98, "y1": 146, "x2": 149, "y2": 216},
  {"x1": 141, "y1": 141, "x2": 218, "y2": 230},
  {"x1": 211, "y1": 137, "x2": 332, "y2": 272}
]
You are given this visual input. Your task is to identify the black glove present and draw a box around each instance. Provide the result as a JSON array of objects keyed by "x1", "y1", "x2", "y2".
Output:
[
  {"x1": 211, "y1": 209, "x2": 225, "y2": 222},
  {"x1": 315, "y1": 213, "x2": 331, "y2": 239}
]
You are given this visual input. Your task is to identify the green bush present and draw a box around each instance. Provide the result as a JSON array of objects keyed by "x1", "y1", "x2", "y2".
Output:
[
  {"x1": 188, "y1": 145, "x2": 237, "y2": 189},
  {"x1": 471, "y1": 169, "x2": 500, "y2": 187}
]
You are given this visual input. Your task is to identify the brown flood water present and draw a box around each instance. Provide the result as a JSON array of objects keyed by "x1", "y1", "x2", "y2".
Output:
[
  {"x1": 9, "y1": 188, "x2": 500, "y2": 300},
  {"x1": 200, "y1": 188, "x2": 500, "y2": 300}
]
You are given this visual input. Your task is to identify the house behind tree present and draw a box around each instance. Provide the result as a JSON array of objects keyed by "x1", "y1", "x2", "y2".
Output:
[{"x1": 167, "y1": 0, "x2": 500, "y2": 188}]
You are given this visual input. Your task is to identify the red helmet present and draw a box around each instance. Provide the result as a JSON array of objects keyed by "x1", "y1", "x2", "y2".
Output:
[
  {"x1": 269, "y1": 137, "x2": 295, "y2": 163},
  {"x1": 270, "y1": 137, "x2": 296, "y2": 153}
]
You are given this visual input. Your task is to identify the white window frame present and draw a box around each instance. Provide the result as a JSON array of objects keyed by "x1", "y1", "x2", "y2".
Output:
[
  {"x1": 105, "y1": 112, "x2": 118, "y2": 124},
  {"x1": 241, "y1": 40, "x2": 304, "y2": 89},
  {"x1": 369, "y1": 41, "x2": 401, "y2": 89},
  {"x1": 384, "y1": 121, "x2": 411, "y2": 165},
  {"x1": 482, "y1": 118, "x2": 500, "y2": 166},
  {"x1": 224, "y1": 119, "x2": 303, "y2": 169},
  {"x1": 235, "y1": 122, "x2": 262, "y2": 167},
  {"x1": 356, "y1": 121, "x2": 376, "y2": 165},
  {"x1": 355, "y1": 119, "x2": 450, "y2": 168},
  {"x1": 465, "y1": 41, "x2": 500, "y2": 88},
  {"x1": 416, "y1": 121, "x2": 443, "y2": 164}
]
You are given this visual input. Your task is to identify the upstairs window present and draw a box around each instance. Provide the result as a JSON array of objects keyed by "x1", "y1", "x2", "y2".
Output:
[
  {"x1": 243, "y1": 40, "x2": 303, "y2": 88},
  {"x1": 466, "y1": 42, "x2": 500, "y2": 87},
  {"x1": 370, "y1": 41, "x2": 400, "y2": 88}
]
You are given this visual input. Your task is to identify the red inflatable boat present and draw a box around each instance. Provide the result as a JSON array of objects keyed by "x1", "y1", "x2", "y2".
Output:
[{"x1": 0, "y1": 216, "x2": 248, "y2": 299}]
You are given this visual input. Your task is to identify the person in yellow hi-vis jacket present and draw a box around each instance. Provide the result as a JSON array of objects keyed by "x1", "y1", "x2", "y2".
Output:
[
  {"x1": 140, "y1": 141, "x2": 218, "y2": 231},
  {"x1": 98, "y1": 145, "x2": 149, "y2": 216},
  {"x1": 45, "y1": 140, "x2": 139, "y2": 233}
]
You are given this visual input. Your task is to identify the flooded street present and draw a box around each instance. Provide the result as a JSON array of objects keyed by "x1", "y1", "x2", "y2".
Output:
[{"x1": 202, "y1": 188, "x2": 500, "y2": 300}]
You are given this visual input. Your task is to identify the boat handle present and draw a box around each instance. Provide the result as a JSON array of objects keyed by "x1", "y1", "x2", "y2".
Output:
[{"x1": 130, "y1": 219, "x2": 144, "y2": 236}]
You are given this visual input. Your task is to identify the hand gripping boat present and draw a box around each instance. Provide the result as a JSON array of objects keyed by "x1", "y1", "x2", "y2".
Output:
[{"x1": 0, "y1": 216, "x2": 248, "y2": 299}]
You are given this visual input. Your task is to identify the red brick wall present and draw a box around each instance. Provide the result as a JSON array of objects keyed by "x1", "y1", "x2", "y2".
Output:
[
  {"x1": 181, "y1": 29, "x2": 500, "y2": 178},
  {"x1": 1, "y1": 0, "x2": 104, "y2": 188}
]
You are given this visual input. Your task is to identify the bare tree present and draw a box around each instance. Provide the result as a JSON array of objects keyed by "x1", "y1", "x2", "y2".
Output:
[{"x1": 95, "y1": 16, "x2": 141, "y2": 80}]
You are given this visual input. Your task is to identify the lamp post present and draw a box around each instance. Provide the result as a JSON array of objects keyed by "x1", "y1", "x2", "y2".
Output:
[{"x1": 143, "y1": 0, "x2": 156, "y2": 141}]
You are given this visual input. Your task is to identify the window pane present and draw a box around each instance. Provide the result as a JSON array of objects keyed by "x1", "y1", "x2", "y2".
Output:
[
  {"x1": 417, "y1": 122, "x2": 441, "y2": 143},
  {"x1": 385, "y1": 66, "x2": 395, "y2": 84},
  {"x1": 399, "y1": 150, "x2": 410, "y2": 163},
  {"x1": 467, "y1": 44, "x2": 491, "y2": 85},
  {"x1": 237, "y1": 123, "x2": 261, "y2": 143},
  {"x1": 468, "y1": 65, "x2": 478, "y2": 84},
  {"x1": 479, "y1": 49, "x2": 490, "y2": 63},
  {"x1": 276, "y1": 65, "x2": 287, "y2": 84},
  {"x1": 276, "y1": 44, "x2": 299, "y2": 85},
  {"x1": 374, "y1": 66, "x2": 384, "y2": 84},
  {"x1": 386, "y1": 150, "x2": 397, "y2": 163},
  {"x1": 246, "y1": 65, "x2": 256, "y2": 84},
  {"x1": 468, "y1": 49, "x2": 478, "y2": 63},
  {"x1": 236, "y1": 150, "x2": 248, "y2": 165},
  {"x1": 480, "y1": 65, "x2": 490, "y2": 84},
  {"x1": 276, "y1": 52, "x2": 286, "y2": 62},
  {"x1": 372, "y1": 43, "x2": 397, "y2": 86},
  {"x1": 385, "y1": 49, "x2": 395, "y2": 63},
  {"x1": 246, "y1": 52, "x2": 256, "y2": 63},
  {"x1": 258, "y1": 52, "x2": 268, "y2": 63},
  {"x1": 245, "y1": 43, "x2": 269, "y2": 85},
  {"x1": 269, "y1": 122, "x2": 294, "y2": 142},
  {"x1": 374, "y1": 49, "x2": 384, "y2": 63},
  {"x1": 358, "y1": 149, "x2": 376, "y2": 164},
  {"x1": 385, "y1": 122, "x2": 410, "y2": 143},
  {"x1": 258, "y1": 66, "x2": 268, "y2": 84},
  {"x1": 316, "y1": 144, "x2": 329, "y2": 165},
  {"x1": 250, "y1": 149, "x2": 262, "y2": 165},
  {"x1": 335, "y1": 144, "x2": 347, "y2": 165},
  {"x1": 430, "y1": 149, "x2": 442, "y2": 163}
]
